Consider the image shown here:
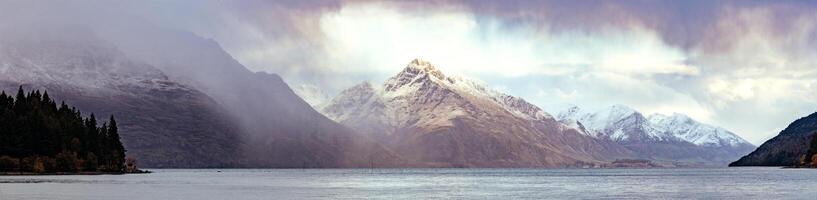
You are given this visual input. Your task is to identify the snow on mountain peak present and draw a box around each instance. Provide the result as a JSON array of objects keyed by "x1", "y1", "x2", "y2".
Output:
[
  {"x1": 409, "y1": 58, "x2": 432, "y2": 67},
  {"x1": 649, "y1": 112, "x2": 751, "y2": 147},
  {"x1": 324, "y1": 59, "x2": 561, "y2": 131},
  {"x1": 405, "y1": 58, "x2": 445, "y2": 78},
  {"x1": 382, "y1": 59, "x2": 454, "y2": 97},
  {"x1": 608, "y1": 104, "x2": 637, "y2": 116},
  {"x1": 560, "y1": 104, "x2": 753, "y2": 147}
]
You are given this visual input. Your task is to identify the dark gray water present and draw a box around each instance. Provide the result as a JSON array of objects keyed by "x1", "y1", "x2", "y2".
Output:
[{"x1": 0, "y1": 168, "x2": 815, "y2": 199}]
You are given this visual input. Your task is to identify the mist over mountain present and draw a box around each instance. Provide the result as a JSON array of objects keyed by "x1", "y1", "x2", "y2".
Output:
[
  {"x1": 98, "y1": 24, "x2": 402, "y2": 168},
  {"x1": 0, "y1": 21, "x2": 759, "y2": 168},
  {"x1": 0, "y1": 19, "x2": 402, "y2": 168},
  {"x1": 0, "y1": 3, "x2": 768, "y2": 168},
  {"x1": 0, "y1": 27, "x2": 243, "y2": 167}
]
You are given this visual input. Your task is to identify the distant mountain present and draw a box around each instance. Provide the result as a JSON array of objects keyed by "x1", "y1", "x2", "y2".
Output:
[
  {"x1": 730, "y1": 112, "x2": 817, "y2": 166},
  {"x1": 0, "y1": 28, "x2": 243, "y2": 167},
  {"x1": 321, "y1": 59, "x2": 632, "y2": 167},
  {"x1": 557, "y1": 105, "x2": 756, "y2": 165}
]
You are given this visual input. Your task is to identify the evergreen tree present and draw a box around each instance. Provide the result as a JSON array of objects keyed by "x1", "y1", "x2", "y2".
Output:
[
  {"x1": 0, "y1": 86, "x2": 130, "y2": 173},
  {"x1": 107, "y1": 116, "x2": 126, "y2": 170}
]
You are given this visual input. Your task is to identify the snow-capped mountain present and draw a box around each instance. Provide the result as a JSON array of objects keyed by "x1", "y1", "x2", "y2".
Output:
[
  {"x1": 322, "y1": 59, "x2": 632, "y2": 167},
  {"x1": 557, "y1": 105, "x2": 752, "y2": 147},
  {"x1": 0, "y1": 28, "x2": 167, "y2": 91},
  {"x1": 557, "y1": 105, "x2": 756, "y2": 164},
  {"x1": 558, "y1": 105, "x2": 672, "y2": 142},
  {"x1": 648, "y1": 113, "x2": 751, "y2": 147}
]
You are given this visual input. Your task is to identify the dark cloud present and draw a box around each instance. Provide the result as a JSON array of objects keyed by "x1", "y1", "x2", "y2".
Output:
[{"x1": 2, "y1": 0, "x2": 816, "y2": 144}]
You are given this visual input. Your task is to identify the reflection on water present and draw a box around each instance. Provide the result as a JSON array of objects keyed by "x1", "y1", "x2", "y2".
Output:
[{"x1": 1, "y1": 168, "x2": 816, "y2": 199}]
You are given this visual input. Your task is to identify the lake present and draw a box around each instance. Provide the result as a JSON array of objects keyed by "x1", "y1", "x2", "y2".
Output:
[{"x1": 0, "y1": 168, "x2": 815, "y2": 199}]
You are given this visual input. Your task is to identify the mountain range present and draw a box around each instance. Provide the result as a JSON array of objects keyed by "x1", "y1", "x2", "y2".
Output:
[
  {"x1": 557, "y1": 105, "x2": 755, "y2": 165},
  {"x1": 0, "y1": 23, "x2": 757, "y2": 168},
  {"x1": 320, "y1": 59, "x2": 632, "y2": 167},
  {"x1": 318, "y1": 59, "x2": 755, "y2": 167}
]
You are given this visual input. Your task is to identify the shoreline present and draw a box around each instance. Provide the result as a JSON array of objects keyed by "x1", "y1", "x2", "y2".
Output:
[{"x1": 0, "y1": 170, "x2": 151, "y2": 176}]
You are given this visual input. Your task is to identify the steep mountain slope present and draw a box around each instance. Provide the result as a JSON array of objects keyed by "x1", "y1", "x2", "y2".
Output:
[
  {"x1": 0, "y1": 28, "x2": 242, "y2": 167},
  {"x1": 558, "y1": 105, "x2": 755, "y2": 165},
  {"x1": 730, "y1": 112, "x2": 817, "y2": 166},
  {"x1": 322, "y1": 59, "x2": 632, "y2": 167},
  {"x1": 99, "y1": 26, "x2": 402, "y2": 168}
]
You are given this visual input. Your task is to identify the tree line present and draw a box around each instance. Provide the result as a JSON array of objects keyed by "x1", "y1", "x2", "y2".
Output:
[{"x1": 0, "y1": 86, "x2": 127, "y2": 173}]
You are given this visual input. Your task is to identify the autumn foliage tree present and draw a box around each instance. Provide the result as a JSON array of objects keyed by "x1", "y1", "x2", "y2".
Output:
[{"x1": 0, "y1": 86, "x2": 127, "y2": 173}]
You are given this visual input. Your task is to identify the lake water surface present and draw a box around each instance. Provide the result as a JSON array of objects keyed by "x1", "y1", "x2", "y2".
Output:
[{"x1": 1, "y1": 168, "x2": 815, "y2": 199}]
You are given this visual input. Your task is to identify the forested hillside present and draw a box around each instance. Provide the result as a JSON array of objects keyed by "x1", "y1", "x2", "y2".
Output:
[
  {"x1": 731, "y1": 112, "x2": 817, "y2": 167},
  {"x1": 0, "y1": 87, "x2": 127, "y2": 173}
]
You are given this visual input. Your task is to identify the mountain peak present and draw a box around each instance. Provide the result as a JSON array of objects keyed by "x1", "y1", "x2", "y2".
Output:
[
  {"x1": 606, "y1": 104, "x2": 638, "y2": 118},
  {"x1": 669, "y1": 113, "x2": 694, "y2": 122},
  {"x1": 404, "y1": 58, "x2": 445, "y2": 79},
  {"x1": 649, "y1": 113, "x2": 695, "y2": 124},
  {"x1": 384, "y1": 59, "x2": 447, "y2": 91},
  {"x1": 409, "y1": 58, "x2": 433, "y2": 68}
]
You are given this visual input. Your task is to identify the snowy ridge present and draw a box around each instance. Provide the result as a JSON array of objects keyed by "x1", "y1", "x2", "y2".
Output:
[
  {"x1": 557, "y1": 105, "x2": 753, "y2": 147},
  {"x1": 324, "y1": 58, "x2": 555, "y2": 127},
  {"x1": 320, "y1": 58, "x2": 639, "y2": 167},
  {"x1": 322, "y1": 58, "x2": 755, "y2": 166},
  {"x1": 0, "y1": 31, "x2": 191, "y2": 94},
  {"x1": 648, "y1": 113, "x2": 751, "y2": 147}
]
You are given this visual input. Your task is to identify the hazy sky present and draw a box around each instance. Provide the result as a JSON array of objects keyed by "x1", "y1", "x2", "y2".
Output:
[{"x1": 4, "y1": 0, "x2": 817, "y2": 145}]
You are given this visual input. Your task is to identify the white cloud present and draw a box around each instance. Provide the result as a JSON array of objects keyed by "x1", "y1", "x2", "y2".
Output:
[
  {"x1": 316, "y1": 2, "x2": 699, "y2": 77},
  {"x1": 312, "y1": 2, "x2": 724, "y2": 141}
]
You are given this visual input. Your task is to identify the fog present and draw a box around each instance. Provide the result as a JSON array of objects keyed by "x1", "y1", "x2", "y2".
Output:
[{"x1": 1, "y1": 0, "x2": 816, "y2": 146}]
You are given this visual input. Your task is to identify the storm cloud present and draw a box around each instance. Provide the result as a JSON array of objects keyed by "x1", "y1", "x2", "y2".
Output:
[{"x1": 2, "y1": 0, "x2": 816, "y2": 144}]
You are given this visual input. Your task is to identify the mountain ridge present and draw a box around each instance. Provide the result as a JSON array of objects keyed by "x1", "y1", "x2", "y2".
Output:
[
  {"x1": 322, "y1": 59, "x2": 636, "y2": 167},
  {"x1": 557, "y1": 105, "x2": 756, "y2": 165}
]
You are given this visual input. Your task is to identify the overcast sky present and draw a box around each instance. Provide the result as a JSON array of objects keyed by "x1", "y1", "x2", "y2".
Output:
[{"x1": 5, "y1": 0, "x2": 817, "y2": 145}]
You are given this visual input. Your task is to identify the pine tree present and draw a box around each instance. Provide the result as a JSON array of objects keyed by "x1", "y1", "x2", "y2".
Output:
[
  {"x1": 13, "y1": 86, "x2": 25, "y2": 113},
  {"x1": 0, "y1": 86, "x2": 130, "y2": 173},
  {"x1": 108, "y1": 116, "x2": 126, "y2": 171}
]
